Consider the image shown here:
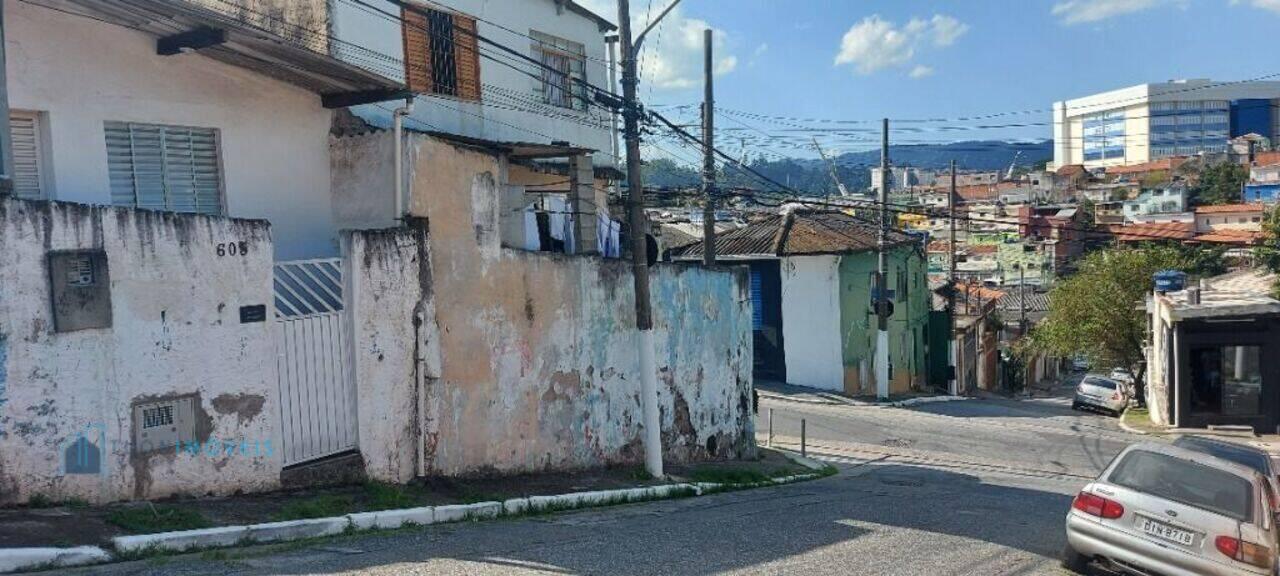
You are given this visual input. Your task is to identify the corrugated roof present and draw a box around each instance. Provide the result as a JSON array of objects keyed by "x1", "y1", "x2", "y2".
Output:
[
  {"x1": 675, "y1": 210, "x2": 917, "y2": 258},
  {"x1": 1194, "y1": 203, "x2": 1265, "y2": 214},
  {"x1": 1108, "y1": 222, "x2": 1196, "y2": 242},
  {"x1": 1193, "y1": 229, "x2": 1264, "y2": 245}
]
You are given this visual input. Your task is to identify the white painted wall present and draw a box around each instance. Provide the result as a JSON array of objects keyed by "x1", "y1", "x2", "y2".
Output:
[
  {"x1": 0, "y1": 199, "x2": 281, "y2": 505},
  {"x1": 779, "y1": 256, "x2": 845, "y2": 392},
  {"x1": 6, "y1": 1, "x2": 337, "y2": 260},
  {"x1": 334, "y1": 0, "x2": 617, "y2": 166}
]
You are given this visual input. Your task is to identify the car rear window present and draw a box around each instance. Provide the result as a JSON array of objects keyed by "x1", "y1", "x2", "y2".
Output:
[
  {"x1": 1172, "y1": 438, "x2": 1270, "y2": 476},
  {"x1": 1084, "y1": 378, "x2": 1117, "y2": 390},
  {"x1": 1108, "y1": 450, "x2": 1253, "y2": 522}
]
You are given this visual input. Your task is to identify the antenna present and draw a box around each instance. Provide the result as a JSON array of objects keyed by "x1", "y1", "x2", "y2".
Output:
[{"x1": 811, "y1": 138, "x2": 851, "y2": 197}]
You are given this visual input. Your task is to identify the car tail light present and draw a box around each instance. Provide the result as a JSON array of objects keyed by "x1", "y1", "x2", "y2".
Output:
[
  {"x1": 1111, "y1": 391, "x2": 1121, "y2": 400},
  {"x1": 1072, "y1": 491, "x2": 1124, "y2": 519},
  {"x1": 1216, "y1": 535, "x2": 1274, "y2": 569}
]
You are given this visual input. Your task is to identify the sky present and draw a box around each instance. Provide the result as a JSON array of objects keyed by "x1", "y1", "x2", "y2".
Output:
[{"x1": 575, "y1": 0, "x2": 1280, "y2": 158}]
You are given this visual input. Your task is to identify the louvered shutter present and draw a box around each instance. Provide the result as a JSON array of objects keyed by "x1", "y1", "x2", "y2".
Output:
[
  {"x1": 10, "y1": 113, "x2": 44, "y2": 199},
  {"x1": 402, "y1": 7, "x2": 433, "y2": 94},
  {"x1": 452, "y1": 15, "x2": 481, "y2": 101},
  {"x1": 105, "y1": 122, "x2": 222, "y2": 215}
]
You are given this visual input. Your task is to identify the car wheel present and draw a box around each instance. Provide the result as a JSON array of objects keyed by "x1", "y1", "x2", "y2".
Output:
[
  {"x1": 1071, "y1": 402, "x2": 1081, "y2": 411},
  {"x1": 1061, "y1": 543, "x2": 1090, "y2": 573}
]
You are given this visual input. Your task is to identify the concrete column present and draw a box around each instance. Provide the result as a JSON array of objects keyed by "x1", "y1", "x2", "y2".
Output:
[
  {"x1": 570, "y1": 153, "x2": 598, "y2": 254},
  {"x1": 0, "y1": 1, "x2": 13, "y2": 194}
]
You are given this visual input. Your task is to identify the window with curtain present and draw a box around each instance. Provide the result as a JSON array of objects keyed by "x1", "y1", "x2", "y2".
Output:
[
  {"x1": 104, "y1": 121, "x2": 222, "y2": 215},
  {"x1": 531, "y1": 31, "x2": 587, "y2": 111}
]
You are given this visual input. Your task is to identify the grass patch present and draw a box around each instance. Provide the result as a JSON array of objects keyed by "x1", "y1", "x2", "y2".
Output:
[
  {"x1": 688, "y1": 468, "x2": 772, "y2": 485},
  {"x1": 1121, "y1": 407, "x2": 1168, "y2": 435},
  {"x1": 106, "y1": 504, "x2": 212, "y2": 534},
  {"x1": 272, "y1": 495, "x2": 353, "y2": 521},
  {"x1": 363, "y1": 482, "x2": 423, "y2": 511}
]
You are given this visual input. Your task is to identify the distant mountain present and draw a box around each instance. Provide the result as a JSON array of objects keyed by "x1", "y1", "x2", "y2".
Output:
[
  {"x1": 834, "y1": 140, "x2": 1053, "y2": 174},
  {"x1": 641, "y1": 140, "x2": 1054, "y2": 197}
]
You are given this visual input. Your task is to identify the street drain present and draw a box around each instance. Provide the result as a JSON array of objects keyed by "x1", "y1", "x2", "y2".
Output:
[{"x1": 881, "y1": 438, "x2": 914, "y2": 448}]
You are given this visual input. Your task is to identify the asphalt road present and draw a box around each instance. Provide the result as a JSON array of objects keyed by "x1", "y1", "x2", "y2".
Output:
[{"x1": 67, "y1": 377, "x2": 1145, "y2": 576}]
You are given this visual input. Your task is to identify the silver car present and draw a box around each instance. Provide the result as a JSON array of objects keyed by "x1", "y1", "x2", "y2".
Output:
[
  {"x1": 1072, "y1": 374, "x2": 1129, "y2": 415},
  {"x1": 1064, "y1": 442, "x2": 1277, "y2": 576}
]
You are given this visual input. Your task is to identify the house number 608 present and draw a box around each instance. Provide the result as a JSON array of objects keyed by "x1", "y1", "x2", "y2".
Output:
[{"x1": 217, "y1": 241, "x2": 248, "y2": 257}]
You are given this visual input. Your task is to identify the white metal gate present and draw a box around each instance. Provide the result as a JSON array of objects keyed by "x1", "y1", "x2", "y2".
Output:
[{"x1": 273, "y1": 258, "x2": 358, "y2": 466}]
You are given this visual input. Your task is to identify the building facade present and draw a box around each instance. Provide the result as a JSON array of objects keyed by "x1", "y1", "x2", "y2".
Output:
[{"x1": 1053, "y1": 79, "x2": 1280, "y2": 170}]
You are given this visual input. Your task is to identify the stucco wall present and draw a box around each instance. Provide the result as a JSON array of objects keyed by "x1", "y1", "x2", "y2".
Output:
[
  {"x1": 343, "y1": 225, "x2": 440, "y2": 483},
  {"x1": 0, "y1": 198, "x2": 280, "y2": 505},
  {"x1": 7, "y1": 1, "x2": 336, "y2": 260},
  {"x1": 362, "y1": 134, "x2": 753, "y2": 475},
  {"x1": 780, "y1": 256, "x2": 844, "y2": 391},
  {"x1": 838, "y1": 247, "x2": 930, "y2": 396}
]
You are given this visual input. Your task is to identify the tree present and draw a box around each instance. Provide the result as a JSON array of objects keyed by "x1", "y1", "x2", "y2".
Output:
[
  {"x1": 1191, "y1": 162, "x2": 1248, "y2": 206},
  {"x1": 1255, "y1": 205, "x2": 1280, "y2": 297},
  {"x1": 1027, "y1": 246, "x2": 1218, "y2": 405}
]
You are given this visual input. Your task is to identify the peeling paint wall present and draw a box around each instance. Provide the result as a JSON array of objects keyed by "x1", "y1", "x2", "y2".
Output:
[
  {"x1": 0, "y1": 198, "x2": 280, "y2": 505},
  {"x1": 337, "y1": 133, "x2": 753, "y2": 477}
]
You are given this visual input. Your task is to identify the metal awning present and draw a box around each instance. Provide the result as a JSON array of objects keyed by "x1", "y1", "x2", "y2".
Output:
[{"x1": 41, "y1": 0, "x2": 407, "y2": 107}]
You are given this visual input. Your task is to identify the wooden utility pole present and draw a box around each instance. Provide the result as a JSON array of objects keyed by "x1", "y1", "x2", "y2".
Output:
[
  {"x1": 948, "y1": 160, "x2": 957, "y2": 395},
  {"x1": 700, "y1": 28, "x2": 716, "y2": 266},
  {"x1": 874, "y1": 118, "x2": 891, "y2": 400}
]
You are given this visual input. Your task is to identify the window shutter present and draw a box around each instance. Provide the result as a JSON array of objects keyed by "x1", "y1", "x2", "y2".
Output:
[
  {"x1": 452, "y1": 15, "x2": 481, "y2": 101},
  {"x1": 105, "y1": 122, "x2": 222, "y2": 215},
  {"x1": 402, "y1": 8, "x2": 433, "y2": 94},
  {"x1": 10, "y1": 113, "x2": 44, "y2": 199}
]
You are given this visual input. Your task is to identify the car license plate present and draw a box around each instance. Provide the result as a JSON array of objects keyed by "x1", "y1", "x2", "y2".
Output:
[{"x1": 1140, "y1": 517, "x2": 1194, "y2": 546}]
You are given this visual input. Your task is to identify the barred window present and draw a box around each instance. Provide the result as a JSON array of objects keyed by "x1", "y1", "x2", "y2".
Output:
[{"x1": 403, "y1": 7, "x2": 480, "y2": 100}]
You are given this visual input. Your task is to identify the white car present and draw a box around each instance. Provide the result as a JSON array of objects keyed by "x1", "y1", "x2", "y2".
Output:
[
  {"x1": 1064, "y1": 442, "x2": 1278, "y2": 576},
  {"x1": 1110, "y1": 368, "x2": 1135, "y2": 385},
  {"x1": 1072, "y1": 375, "x2": 1129, "y2": 416}
]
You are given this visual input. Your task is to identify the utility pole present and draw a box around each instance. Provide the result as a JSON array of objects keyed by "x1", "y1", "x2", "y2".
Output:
[
  {"x1": 700, "y1": 28, "x2": 716, "y2": 266},
  {"x1": 618, "y1": 0, "x2": 680, "y2": 479},
  {"x1": 875, "y1": 118, "x2": 891, "y2": 400},
  {"x1": 947, "y1": 160, "x2": 957, "y2": 395},
  {"x1": 0, "y1": 0, "x2": 13, "y2": 196}
]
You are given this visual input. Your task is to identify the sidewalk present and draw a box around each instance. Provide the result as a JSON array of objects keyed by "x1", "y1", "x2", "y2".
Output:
[
  {"x1": 756, "y1": 380, "x2": 968, "y2": 408},
  {"x1": 0, "y1": 449, "x2": 830, "y2": 572}
]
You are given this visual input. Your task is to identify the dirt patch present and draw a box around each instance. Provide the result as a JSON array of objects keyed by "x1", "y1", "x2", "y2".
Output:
[{"x1": 211, "y1": 393, "x2": 265, "y2": 426}]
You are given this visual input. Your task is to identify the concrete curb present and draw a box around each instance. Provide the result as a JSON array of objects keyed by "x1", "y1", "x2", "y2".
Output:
[
  {"x1": 755, "y1": 390, "x2": 851, "y2": 406},
  {"x1": 1117, "y1": 408, "x2": 1150, "y2": 436},
  {"x1": 0, "y1": 546, "x2": 112, "y2": 573},
  {"x1": 10, "y1": 473, "x2": 826, "y2": 572},
  {"x1": 886, "y1": 396, "x2": 970, "y2": 408},
  {"x1": 776, "y1": 449, "x2": 829, "y2": 472}
]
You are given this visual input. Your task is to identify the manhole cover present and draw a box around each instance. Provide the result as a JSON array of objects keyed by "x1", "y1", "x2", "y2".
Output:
[{"x1": 881, "y1": 438, "x2": 914, "y2": 449}]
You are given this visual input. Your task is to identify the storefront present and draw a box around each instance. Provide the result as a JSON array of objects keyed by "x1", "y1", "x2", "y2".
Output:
[{"x1": 1148, "y1": 270, "x2": 1280, "y2": 432}]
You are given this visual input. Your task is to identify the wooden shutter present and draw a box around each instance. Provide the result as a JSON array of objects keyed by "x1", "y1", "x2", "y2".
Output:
[
  {"x1": 452, "y1": 15, "x2": 481, "y2": 101},
  {"x1": 10, "y1": 112, "x2": 44, "y2": 199},
  {"x1": 402, "y1": 7, "x2": 433, "y2": 94}
]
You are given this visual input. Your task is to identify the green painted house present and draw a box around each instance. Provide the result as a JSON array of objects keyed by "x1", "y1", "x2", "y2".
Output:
[{"x1": 677, "y1": 210, "x2": 931, "y2": 396}]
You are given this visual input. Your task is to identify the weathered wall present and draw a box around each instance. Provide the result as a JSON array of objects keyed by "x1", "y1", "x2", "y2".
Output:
[
  {"x1": 343, "y1": 225, "x2": 440, "y2": 483},
  {"x1": 780, "y1": 256, "x2": 844, "y2": 392},
  {"x1": 189, "y1": 0, "x2": 331, "y2": 54},
  {"x1": 358, "y1": 134, "x2": 754, "y2": 476},
  {"x1": 7, "y1": 1, "x2": 336, "y2": 259},
  {"x1": 0, "y1": 199, "x2": 280, "y2": 505},
  {"x1": 838, "y1": 247, "x2": 930, "y2": 396}
]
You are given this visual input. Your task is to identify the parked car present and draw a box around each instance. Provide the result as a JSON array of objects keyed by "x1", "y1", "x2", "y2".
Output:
[
  {"x1": 1173, "y1": 436, "x2": 1280, "y2": 508},
  {"x1": 1072, "y1": 375, "x2": 1129, "y2": 416},
  {"x1": 1063, "y1": 442, "x2": 1277, "y2": 576},
  {"x1": 1072, "y1": 356, "x2": 1090, "y2": 371},
  {"x1": 1110, "y1": 368, "x2": 1134, "y2": 384}
]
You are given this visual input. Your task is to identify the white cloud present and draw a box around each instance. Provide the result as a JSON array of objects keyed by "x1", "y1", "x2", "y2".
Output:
[
  {"x1": 833, "y1": 14, "x2": 967, "y2": 76},
  {"x1": 910, "y1": 65, "x2": 935, "y2": 79},
  {"x1": 575, "y1": 0, "x2": 738, "y2": 90},
  {"x1": 1050, "y1": 0, "x2": 1183, "y2": 24},
  {"x1": 1243, "y1": 0, "x2": 1280, "y2": 12}
]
